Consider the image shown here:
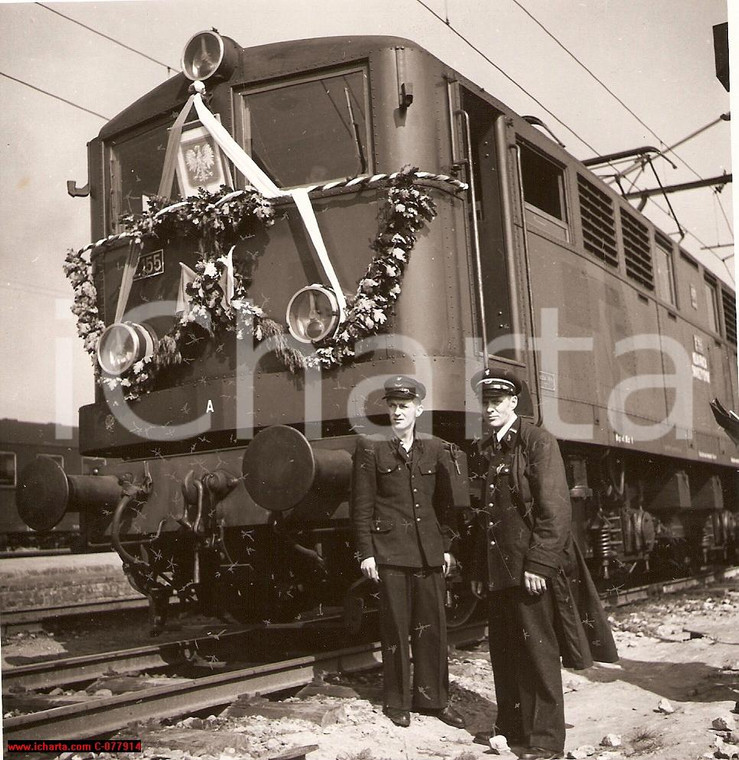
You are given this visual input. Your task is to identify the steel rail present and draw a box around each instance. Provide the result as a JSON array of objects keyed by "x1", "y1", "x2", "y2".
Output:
[
  {"x1": 4, "y1": 633, "x2": 212, "y2": 692},
  {"x1": 600, "y1": 565, "x2": 739, "y2": 608},
  {"x1": 3, "y1": 623, "x2": 486, "y2": 742},
  {"x1": 1, "y1": 596, "x2": 150, "y2": 628},
  {"x1": 3, "y1": 614, "x2": 352, "y2": 692}
]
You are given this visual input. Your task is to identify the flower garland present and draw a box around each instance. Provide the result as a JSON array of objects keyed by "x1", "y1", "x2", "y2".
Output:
[
  {"x1": 63, "y1": 250, "x2": 106, "y2": 359},
  {"x1": 65, "y1": 168, "x2": 438, "y2": 399},
  {"x1": 310, "y1": 169, "x2": 436, "y2": 367}
]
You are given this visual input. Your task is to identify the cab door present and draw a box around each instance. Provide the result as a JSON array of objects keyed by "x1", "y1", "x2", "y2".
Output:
[{"x1": 449, "y1": 83, "x2": 539, "y2": 419}]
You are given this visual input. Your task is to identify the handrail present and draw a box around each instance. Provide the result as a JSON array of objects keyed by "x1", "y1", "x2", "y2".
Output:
[{"x1": 455, "y1": 107, "x2": 488, "y2": 362}]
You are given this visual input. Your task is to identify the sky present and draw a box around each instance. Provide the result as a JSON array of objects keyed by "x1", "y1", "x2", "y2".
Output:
[{"x1": 0, "y1": 0, "x2": 735, "y2": 426}]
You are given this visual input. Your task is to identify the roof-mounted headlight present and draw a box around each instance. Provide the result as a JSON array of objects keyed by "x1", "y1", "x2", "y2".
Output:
[
  {"x1": 96, "y1": 322, "x2": 157, "y2": 376},
  {"x1": 181, "y1": 30, "x2": 238, "y2": 83},
  {"x1": 286, "y1": 286, "x2": 340, "y2": 344}
]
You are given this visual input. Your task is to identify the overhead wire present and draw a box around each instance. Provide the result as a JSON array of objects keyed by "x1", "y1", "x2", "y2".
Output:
[
  {"x1": 614, "y1": 114, "x2": 730, "y2": 183},
  {"x1": 643, "y1": 195, "x2": 734, "y2": 283},
  {"x1": 415, "y1": 0, "x2": 733, "y2": 280},
  {"x1": 414, "y1": 0, "x2": 601, "y2": 156},
  {"x1": 35, "y1": 3, "x2": 179, "y2": 74},
  {"x1": 714, "y1": 189, "x2": 734, "y2": 237},
  {"x1": 504, "y1": 10, "x2": 734, "y2": 268},
  {"x1": 510, "y1": 0, "x2": 660, "y2": 143},
  {"x1": 508, "y1": 0, "x2": 720, "y2": 186},
  {"x1": 1, "y1": 280, "x2": 72, "y2": 299},
  {"x1": 0, "y1": 71, "x2": 109, "y2": 120}
]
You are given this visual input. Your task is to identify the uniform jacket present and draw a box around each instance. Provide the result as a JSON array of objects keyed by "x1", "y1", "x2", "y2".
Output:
[
  {"x1": 351, "y1": 433, "x2": 455, "y2": 568},
  {"x1": 471, "y1": 417, "x2": 618, "y2": 667},
  {"x1": 471, "y1": 418, "x2": 572, "y2": 586}
]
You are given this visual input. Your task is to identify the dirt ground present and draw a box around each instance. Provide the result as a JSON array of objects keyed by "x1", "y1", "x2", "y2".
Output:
[{"x1": 4, "y1": 580, "x2": 739, "y2": 760}]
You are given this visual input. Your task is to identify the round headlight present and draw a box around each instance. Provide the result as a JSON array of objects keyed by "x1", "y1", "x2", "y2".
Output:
[
  {"x1": 181, "y1": 30, "x2": 237, "y2": 82},
  {"x1": 97, "y1": 322, "x2": 157, "y2": 376},
  {"x1": 286, "y1": 286, "x2": 340, "y2": 344}
]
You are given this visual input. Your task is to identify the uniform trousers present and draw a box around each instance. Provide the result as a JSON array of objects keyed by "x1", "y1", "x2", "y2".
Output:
[
  {"x1": 378, "y1": 565, "x2": 448, "y2": 711},
  {"x1": 486, "y1": 585, "x2": 565, "y2": 752}
]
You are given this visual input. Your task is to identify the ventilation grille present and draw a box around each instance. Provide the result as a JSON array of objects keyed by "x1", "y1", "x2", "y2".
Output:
[
  {"x1": 621, "y1": 209, "x2": 654, "y2": 290},
  {"x1": 578, "y1": 175, "x2": 618, "y2": 267},
  {"x1": 723, "y1": 289, "x2": 737, "y2": 345}
]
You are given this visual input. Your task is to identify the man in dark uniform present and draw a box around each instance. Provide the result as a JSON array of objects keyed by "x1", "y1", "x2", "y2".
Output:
[
  {"x1": 351, "y1": 375, "x2": 465, "y2": 730},
  {"x1": 469, "y1": 368, "x2": 616, "y2": 760}
]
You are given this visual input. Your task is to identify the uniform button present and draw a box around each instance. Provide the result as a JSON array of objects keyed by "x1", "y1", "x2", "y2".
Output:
[
  {"x1": 488, "y1": 503, "x2": 494, "y2": 508},
  {"x1": 413, "y1": 488, "x2": 417, "y2": 493},
  {"x1": 415, "y1": 504, "x2": 420, "y2": 508},
  {"x1": 490, "y1": 540, "x2": 496, "y2": 546},
  {"x1": 416, "y1": 517, "x2": 421, "y2": 522}
]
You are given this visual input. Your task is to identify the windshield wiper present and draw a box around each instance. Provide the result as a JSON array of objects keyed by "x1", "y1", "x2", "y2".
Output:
[{"x1": 344, "y1": 85, "x2": 367, "y2": 176}]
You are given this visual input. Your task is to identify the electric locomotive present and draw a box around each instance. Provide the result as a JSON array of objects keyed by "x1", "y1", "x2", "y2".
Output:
[{"x1": 17, "y1": 32, "x2": 737, "y2": 631}]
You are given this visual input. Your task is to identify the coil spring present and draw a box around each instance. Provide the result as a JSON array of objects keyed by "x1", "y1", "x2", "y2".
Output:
[{"x1": 592, "y1": 524, "x2": 616, "y2": 559}]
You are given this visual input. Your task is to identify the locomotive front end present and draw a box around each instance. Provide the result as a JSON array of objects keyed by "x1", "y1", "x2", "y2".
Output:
[{"x1": 24, "y1": 32, "x2": 474, "y2": 631}]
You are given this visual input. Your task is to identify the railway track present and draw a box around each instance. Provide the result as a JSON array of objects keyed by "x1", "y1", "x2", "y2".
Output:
[
  {"x1": 4, "y1": 569, "x2": 738, "y2": 744},
  {"x1": 6, "y1": 565, "x2": 737, "y2": 628},
  {"x1": 1, "y1": 596, "x2": 151, "y2": 629},
  {"x1": 599, "y1": 565, "x2": 739, "y2": 607},
  {"x1": 3, "y1": 622, "x2": 487, "y2": 742}
]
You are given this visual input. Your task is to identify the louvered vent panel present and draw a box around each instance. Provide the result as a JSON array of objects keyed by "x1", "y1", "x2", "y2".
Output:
[
  {"x1": 577, "y1": 175, "x2": 618, "y2": 267},
  {"x1": 621, "y1": 209, "x2": 654, "y2": 290},
  {"x1": 723, "y1": 289, "x2": 737, "y2": 345}
]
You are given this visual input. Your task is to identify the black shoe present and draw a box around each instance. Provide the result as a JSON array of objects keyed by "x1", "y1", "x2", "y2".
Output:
[
  {"x1": 520, "y1": 748, "x2": 563, "y2": 760},
  {"x1": 384, "y1": 707, "x2": 410, "y2": 727},
  {"x1": 419, "y1": 705, "x2": 465, "y2": 728}
]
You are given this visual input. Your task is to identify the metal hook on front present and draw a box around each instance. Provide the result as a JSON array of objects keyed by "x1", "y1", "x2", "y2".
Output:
[{"x1": 111, "y1": 470, "x2": 156, "y2": 567}]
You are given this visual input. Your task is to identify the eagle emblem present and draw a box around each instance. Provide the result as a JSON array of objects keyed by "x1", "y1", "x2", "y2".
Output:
[{"x1": 185, "y1": 142, "x2": 216, "y2": 183}]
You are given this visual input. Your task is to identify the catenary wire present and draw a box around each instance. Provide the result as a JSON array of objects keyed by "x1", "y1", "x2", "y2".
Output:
[
  {"x1": 508, "y1": 0, "x2": 716, "y2": 186},
  {"x1": 415, "y1": 0, "x2": 733, "y2": 280},
  {"x1": 0, "y1": 71, "x2": 109, "y2": 120},
  {"x1": 510, "y1": 0, "x2": 660, "y2": 142},
  {"x1": 35, "y1": 3, "x2": 179, "y2": 74},
  {"x1": 644, "y1": 195, "x2": 735, "y2": 283},
  {"x1": 414, "y1": 0, "x2": 601, "y2": 155},
  {"x1": 714, "y1": 190, "x2": 734, "y2": 237}
]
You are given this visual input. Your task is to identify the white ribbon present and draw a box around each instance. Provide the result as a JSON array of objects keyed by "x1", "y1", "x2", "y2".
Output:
[
  {"x1": 192, "y1": 93, "x2": 345, "y2": 316},
  {"x1": 220, "y1": 247, "x2": 235, "y2": 310},
  {"x1": 192, "y1": 93, "x2": 282, "y2": 199},
  {"x1": 176, "y1": 262, "x2": 197, "y2": 319},
  {"x1": 158, "y1": 94, "x2": 197, "y2": 198},
  {"x1": 159, "y1": 89, "x2": 347, "y2": 325},
  {"x1": 289, "y1": 188, "x2": 347, "y2": 319},
  {"x1": 176, "y1": 248, "x2": 236, "y2": 321},
  {"x1": 114, "y1": 241, "x2": 141, "y2": 325}
]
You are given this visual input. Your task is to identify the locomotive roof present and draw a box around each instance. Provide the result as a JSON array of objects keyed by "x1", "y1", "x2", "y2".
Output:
[
  {"x1": 0, "y1": 419, "x2": 79, "y2": 448},
  {"x1": 99, "y1": 35, "x2": 426, "y2": 140}
]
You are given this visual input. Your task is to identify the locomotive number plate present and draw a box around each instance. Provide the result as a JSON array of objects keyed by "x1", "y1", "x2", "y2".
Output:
[{"x1": 133, "y1": 249, "x2": 164, "y2": 280}]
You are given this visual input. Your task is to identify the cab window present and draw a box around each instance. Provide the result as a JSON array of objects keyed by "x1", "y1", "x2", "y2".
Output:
[
  {"x1": 109, "y1": 120, "x2": 176, "y2": 226},
  {"x1": 519, "y1": 142, "x2": 567, "y2": 223},
  {"x1": 705, "y1": 278, "x2": 721, "y2": 334},
  {"x1": 239, "y1": 68, "x2": 372, "y2": 188}
]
